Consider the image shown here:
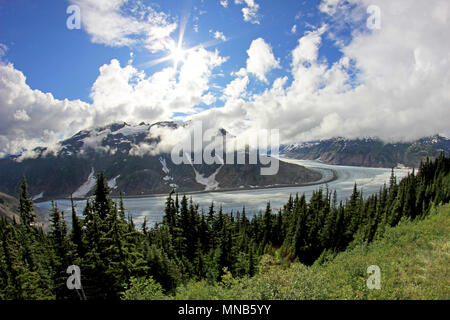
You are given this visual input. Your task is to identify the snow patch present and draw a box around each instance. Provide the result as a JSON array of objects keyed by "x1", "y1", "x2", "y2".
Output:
[
  {"x1": 192, "y1": 165, "x2": 223, "y2": 191},
  {"x1": 184, "y1": 154, "x2": 223, "y2": 191},
  {"x1": 32, "y1": 192, "x2": 44, "y2": 201},
  {"x1": 73, "y1": 168, "x2": 96, "y2": 198},
  {"x1": 159, "y1": 156, "x2": 174, "y2": 182},
  {"x1": 115, "y1": 124, "x2": 150, "y2": 136},
  {"x1": 283, "y1": 141, "x2": 320, "y2": 152},
  {"x1": 159, "y1": 157, "x2": 170, "y2": 174},
  {"x1": 107, "y1": 175, "x2": 120, "y2": 190}
]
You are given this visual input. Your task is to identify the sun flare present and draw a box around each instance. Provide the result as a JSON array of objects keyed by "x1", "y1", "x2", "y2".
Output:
[{"x1": 169, "y1": 42, "x2": 186, "y2": 69}]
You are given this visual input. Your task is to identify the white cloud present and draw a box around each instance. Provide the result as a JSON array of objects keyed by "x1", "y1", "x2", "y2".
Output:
[
  {"x1": 70, "y1": 0, "x2": 177, "y2": 52},
  {"x1": 319, "y1": 0, "x2": 342, "y2": 15},
  {"x1": 190, "y1": 0, "x2": 450, "y2": 144},
  {"x1": 91, "y1": 48, "x2": 227, "y2": 123},
  {"x1": 234, "y1": 0, "x2": 261, "y2": 24},
  {"x1": 201, "y1": 93, "x2": 217, "y2": 105},
  {"x1": 220, "y1": 0, "x2": 229, "y2": 8},
  {"x1": 292, "y1": 25, "x2": 327, "y2": 67},
  {"x1": 0, "y1": 43, "x2": 8, "y2": 61},
  {"x1": 245, "y1": 38, "x2": 280, "y2": 83},
  {"x1": 3, "y1": 0, "x2": 450, "y2": 158},
  {"x1": 212, "y1": 30, "x2": 228, "y2": 41},
  {"x1": 0, "y1": 63, "x2": 92, "y2": 157},
  {"x1": 13, "y1": 109, "x2": 30, "y2": 122},
  {"x1": 226, "y1": 39, "x2": 279, "y2": 85},
  {"x1": 0, "y1": 46, "x2": 227, "y2": 157},
  {"x1": 291, "y1": 24, "x2": 297, "y2": 34},
  {"x1": 223, "y1": 75, "x2": 249, "y2": 99}
]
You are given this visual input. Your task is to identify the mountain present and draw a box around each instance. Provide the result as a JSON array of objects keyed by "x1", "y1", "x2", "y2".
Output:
[
  {"x1": 0, "y1": 192, "x2": 20, "y2": 223},
  {"x1": 281, "y1": 135, "x2": 450, "y2": 168},
  {"x1": 0, "y1": 192, "x2": 48, "y2": 229},
  {"x1": 0, "y1": 121, "x2": 321, "y2": 200}
]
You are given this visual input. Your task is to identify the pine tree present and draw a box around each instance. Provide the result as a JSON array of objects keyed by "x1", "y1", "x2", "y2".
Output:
[
  {"x1": 142, "y1": 217, "x2": 148, "y2": 236},
  {"x1": 49, "y1": 201, "x2": 71, "y2": 299},
  {"x1": 18, "y1": 176, "x2": 35, "y2": 227},
  {"x1": 262, "y1": 202, "x2": 272, "y2": 250},
  {"x1": 248, "y1": 246, "x2": 255, "y2": 277},
  {"x1": 70, "y1": 196, "x2": 83, "y2": 257},
  {"x1": 93, "y1": 171, "x2": 111, "y2": 220}
]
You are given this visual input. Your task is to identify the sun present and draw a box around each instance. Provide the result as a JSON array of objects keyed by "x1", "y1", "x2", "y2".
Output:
[
  {"x1": 170, "y1": 46, "x2": 185, "y2": 63},
  {"x1": 169, "y1": 41, "x2": 186, "y2": 69}
]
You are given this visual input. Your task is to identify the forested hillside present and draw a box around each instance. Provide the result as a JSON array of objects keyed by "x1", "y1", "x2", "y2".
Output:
[
  {"x1": 0, "y1": 155, "x2": 449, "y2": 300},
  {"x1": 133, "y1": 203, "x2": 449, "y2": 300}
]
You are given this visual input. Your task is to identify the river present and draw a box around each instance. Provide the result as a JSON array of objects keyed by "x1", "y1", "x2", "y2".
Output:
[{"x1": 34, "y1": 158, "x2": 412, "y2": 227}]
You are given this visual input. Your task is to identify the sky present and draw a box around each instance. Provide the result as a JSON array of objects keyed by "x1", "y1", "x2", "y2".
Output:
[{"x1": 0, "y1": 0, "x2": 449, "y2": 157}]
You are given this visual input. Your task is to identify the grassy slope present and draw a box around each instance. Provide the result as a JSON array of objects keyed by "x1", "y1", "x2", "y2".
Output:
[{"x1": 158, "y1": 203, "x2": 450, "y2": 300}]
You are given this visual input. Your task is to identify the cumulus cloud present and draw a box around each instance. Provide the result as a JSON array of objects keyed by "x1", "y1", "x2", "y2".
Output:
[
  {"x1": 13, "y1": 109, "x2": 31, "y2": 122},
  {"x1": 292, "y1": 25, "x2": 327, "y2": 67},
  {"x1": 201, "y1": 93, "x2": 217, "y2": 106},
  {"x1": 91, "y1": 48, "x2": 227, "y2": 123},
  {"x1": 0, "y1": 63, "x2": 92, "y2": 157},
  {"x1": 0, "y1": 46, "x2": 227, "y2": 157},
  {"x1": 220, "y1": 0, "x2": 228, "y2": 8},
  {"x1": 220, "y1": 38, "x2": 279, "y2": 103},
  {"x1": 3, "y1": 0, "x2": 450, "y2": 158},
  {"x1": 191, "y1": 0, "x2": 450, "y2": 144},
  {"x1": 244, "y1": 38, "x2": 280, "y2": 83},
  {"x1": 235, "y1": 0, "x2": 261, "y2": 24},
  {"x1": 223, "y1": 75, "x2": 249, "y2": 99},
  {"x1": 70, "y1": 0, "x2": 177, "y2": 52}
]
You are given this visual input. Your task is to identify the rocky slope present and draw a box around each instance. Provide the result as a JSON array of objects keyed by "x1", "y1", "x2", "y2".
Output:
[
  {"x1": 0, "y1": 192, "x2": 19, "y2": 223},
  {"x1": 0, "y1": 192, "x2": 48, "y2": 228}
]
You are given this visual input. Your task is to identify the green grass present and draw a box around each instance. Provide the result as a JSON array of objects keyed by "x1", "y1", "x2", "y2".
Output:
[
  {"x1": 308, "y1": 203, "x2": 450, "y2": 299},
  {"x1": 123, "y1": 203, "x2": 450, "y2": 300}
]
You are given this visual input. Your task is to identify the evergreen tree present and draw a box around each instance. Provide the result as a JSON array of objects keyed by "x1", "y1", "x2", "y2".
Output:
[
  {"x1": 48, "y1": 202, "x2": 72, "y2": 299},
  {"x1": 70, "y1": 196, "x2": 83, "y2": 257},
  {"x1": 18, "y1": 176, "x2": 35, "y2": 227}
]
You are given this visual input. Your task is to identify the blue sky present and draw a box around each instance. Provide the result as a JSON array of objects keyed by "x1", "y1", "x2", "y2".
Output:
[
  {"x1": 0, "y1": 0, "x2": 343, "y2": 103},
  {"x1": 0, "y1": 0, "x2": 449, "y2": 156}
]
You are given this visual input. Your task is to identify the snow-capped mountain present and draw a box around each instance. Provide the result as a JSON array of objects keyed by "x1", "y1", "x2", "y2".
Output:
[
  {"x1": 0, "y1": 121, "x2": 321, "y2": 200},
  {"x1": 281, "y1": 135, "x2": 450, "y2": 168}
]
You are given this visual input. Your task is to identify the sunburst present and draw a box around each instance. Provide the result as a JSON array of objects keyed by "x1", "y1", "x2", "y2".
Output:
[
  {"x1": 168, "y1": 40, "x2": 186, "y2": 71},
  {"x1": 139, "y1": 10, "x2": 225, "y2": 72}
]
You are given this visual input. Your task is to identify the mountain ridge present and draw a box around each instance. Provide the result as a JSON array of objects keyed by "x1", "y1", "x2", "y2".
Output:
[
  {"x1": 281, "y1": 135, "x2": 450, "y2": 168},
  {"x1": 0, "y1": 121, "x2": 321, "y2": 200}
]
